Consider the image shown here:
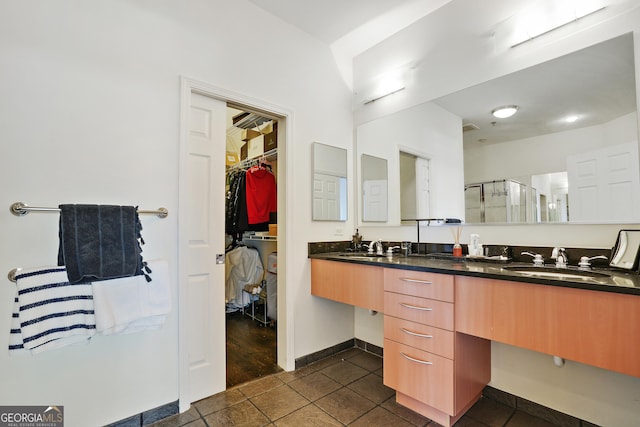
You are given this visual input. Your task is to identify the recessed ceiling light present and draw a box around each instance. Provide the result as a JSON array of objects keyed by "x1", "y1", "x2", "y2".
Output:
[
  {"x1": 565, "y1": 115, "x2": 579, "y2": 123},
  {"x1": 491, "y1": 105, "x2": 519, "y2": 119}
]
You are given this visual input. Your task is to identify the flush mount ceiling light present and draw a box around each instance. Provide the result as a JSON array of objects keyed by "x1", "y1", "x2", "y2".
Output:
[{"x1": 491, "y1": 105, "x2": 519, "y2": 119}]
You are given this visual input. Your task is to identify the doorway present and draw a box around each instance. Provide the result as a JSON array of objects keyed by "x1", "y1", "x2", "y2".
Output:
[
  {"x1": 224, "y1": 105, "x2": 280, "y2": 387},
  {"x1": 178, "y1": 77, "x2": 293, "y2": 411}
]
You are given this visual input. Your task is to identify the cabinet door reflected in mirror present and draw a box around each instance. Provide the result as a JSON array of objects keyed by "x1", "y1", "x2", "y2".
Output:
[
  {"x1": 312, "y1": 142, "x2": 347, "y2": 221},
  {"x1": 361, "y1": 154, "x2": 388, "y2": 222}
]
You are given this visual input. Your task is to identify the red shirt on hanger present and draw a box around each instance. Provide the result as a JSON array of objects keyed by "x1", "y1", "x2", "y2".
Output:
[{"x1": 245, "y1": 167, "x2": 276, "y2": 224}]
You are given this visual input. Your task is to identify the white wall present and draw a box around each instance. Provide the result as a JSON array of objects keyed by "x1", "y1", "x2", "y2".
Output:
[
  {"x1": 350, "y1": 1, "x2": 640, "y2": 425},
  {"x1": 0, "y1": 1, "x2": 354, "y2": 425}
]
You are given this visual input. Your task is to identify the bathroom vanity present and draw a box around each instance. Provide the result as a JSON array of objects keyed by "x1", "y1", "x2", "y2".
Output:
[{"x1": 309, "y1": 253, "x2": 640, "y2": 427}]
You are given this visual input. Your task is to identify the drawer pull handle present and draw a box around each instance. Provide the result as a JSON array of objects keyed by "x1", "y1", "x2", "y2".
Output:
[
  {"x1": 400, "y1": 302, "x2": 433, "y2": 311},
  {"x1": 400, "y1": 352, "x2": 433, "y2": 365},
  {"x1": 400, "y1": 278, "x2": 433, "y2": 285},
  {"x1": 400, "y1": 328, "x2": 433, "y2": 339}
]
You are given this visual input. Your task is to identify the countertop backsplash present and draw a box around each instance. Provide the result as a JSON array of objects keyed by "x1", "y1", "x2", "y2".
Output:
[{"x1": 308, "y1": 240, "x2": 613, "y2": 269}]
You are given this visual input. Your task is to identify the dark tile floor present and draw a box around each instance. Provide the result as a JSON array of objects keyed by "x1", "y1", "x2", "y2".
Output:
[{"x1": 149, "y1": 347, "x2": 595, "y2": 427}]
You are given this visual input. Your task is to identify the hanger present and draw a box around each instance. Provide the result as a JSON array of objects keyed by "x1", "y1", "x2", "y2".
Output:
[{"x1": 249, "y1": 156, "x2": 272, "y2": 173}]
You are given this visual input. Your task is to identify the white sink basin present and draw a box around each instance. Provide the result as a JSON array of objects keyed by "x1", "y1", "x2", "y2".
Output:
[
  {"x1": 337, "y1": 253, "x2": 387, "y2": 259},
  {"x1": 503, "y1": 266, "x2": 611, "y2": 282}
]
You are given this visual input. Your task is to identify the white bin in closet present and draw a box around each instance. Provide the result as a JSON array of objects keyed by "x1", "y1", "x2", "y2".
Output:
[{"x1": 266, "y1": 252, "x2": 277, "y2": 322}]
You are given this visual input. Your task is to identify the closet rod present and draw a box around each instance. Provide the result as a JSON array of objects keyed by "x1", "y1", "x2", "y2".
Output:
[
  {"x1": 227, "y1": 148, "x2": 278, "y2": 172},
  {"x1": 9, "y1": 202, "x2": 169, "y2": 218}
]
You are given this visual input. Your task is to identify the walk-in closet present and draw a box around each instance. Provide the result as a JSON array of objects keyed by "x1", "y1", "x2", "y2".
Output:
[{"x1": 224, "y1": 105, "x2": 280, "y2": 387}]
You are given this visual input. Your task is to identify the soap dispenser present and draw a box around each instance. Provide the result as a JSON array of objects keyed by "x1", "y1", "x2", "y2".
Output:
[{"x1": 352, "y1": 229, "x2": 362, "y2": 251}]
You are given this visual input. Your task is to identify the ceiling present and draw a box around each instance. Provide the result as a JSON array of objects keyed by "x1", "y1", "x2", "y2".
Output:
[
  {"x1": 247, "y1": 0, "x2": 452, "y2": 89},
  {"x1": 247, "y1": 0, "x2": 416, "y2": 45},
  {"x1": 246, "y1": 1, "x2": 637, "y2": 146},
  {"x1": 432, "y1": 32, "x2": 637, "y2": 147}
]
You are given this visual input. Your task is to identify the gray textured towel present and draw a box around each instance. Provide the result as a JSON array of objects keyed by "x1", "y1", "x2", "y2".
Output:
[{"x1": 57, "y1": 204, "x2": 147, "y2": 284}]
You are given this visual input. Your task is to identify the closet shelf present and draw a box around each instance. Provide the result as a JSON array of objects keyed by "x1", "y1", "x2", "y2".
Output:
[
  {"x1": 245, "y1": 235, "x2": 277, "y2": 241},
  {"x1": 227, "y1": 148, "x2": 277, "y2": 172}
]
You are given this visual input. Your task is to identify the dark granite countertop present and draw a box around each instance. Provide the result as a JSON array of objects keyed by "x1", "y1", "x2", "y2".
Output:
[{"x1": 309, "y1": 252, "x2": 640, "y2": 296}]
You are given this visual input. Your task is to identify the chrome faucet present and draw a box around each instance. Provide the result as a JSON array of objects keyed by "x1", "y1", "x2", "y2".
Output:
[
  {"x1": 367, "y1": 239, "x2": 384, "y2": 255},
  {"x1": 552, "y1": 247, "x2": 568, "y2": 268}
]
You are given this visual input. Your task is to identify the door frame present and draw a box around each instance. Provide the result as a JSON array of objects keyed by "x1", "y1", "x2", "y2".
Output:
[{"x1": 178, "y1": 76, "x2": 294, "y2": 411}]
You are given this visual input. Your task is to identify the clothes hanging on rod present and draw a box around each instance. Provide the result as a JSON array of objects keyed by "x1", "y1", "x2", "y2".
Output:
[
  {"x1": 226, "y1": 169, "x2": 248, "y2": 243},
  {"x1": 225, "y1": 246, "x2": 264, "y2": 313},
  {"x1": 225, "y1": 154, "x2": 277, "y2": 245},
  {"x1": 245, "y1": 164, "x2": 276, "y2": 225}
]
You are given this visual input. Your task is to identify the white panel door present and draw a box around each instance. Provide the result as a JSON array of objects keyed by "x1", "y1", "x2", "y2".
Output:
[
  {"x1": 567, "y1": 142, "x2": 639, "y2": 222},
  {"x1": 313, "y1": 172, "x2": 340, "y2": 220},
  {"x1": 601, "y1": 143, "x2": 640, "y2": 222},
  {"x1": 415, "y1": 157, "x2": 430, "y2": 218},
  {"x1": 363, "y1": 179, "x2": 388, "y2": 221},
  {"x1": 186, "y1": 93, "x2": 226, "y2": 402},
  {"x1": 567, "y1": 155, "x2": 599, "y2": 222}
]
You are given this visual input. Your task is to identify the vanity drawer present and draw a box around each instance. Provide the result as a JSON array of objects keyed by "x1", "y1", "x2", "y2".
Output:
[
  {"x1": 384, "y1": 292, "x2": 454, "y2": 331},
  {"x1": 311, "y1": 259, "x2": 384, "y2": 311},
  {"x1": 384, "y1": 338, "x2": 454, "y2": 414},
  {"x1": 384, "y1": 315, "x2": 454, "y2": 359},
  {"x1": 384, "y1": 269, "x2": 454, "y2": 302}
]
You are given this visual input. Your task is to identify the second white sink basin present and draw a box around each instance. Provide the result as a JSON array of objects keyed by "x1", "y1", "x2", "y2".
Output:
[
  {"x1": 337, "y1": 253, "x2": 387, "y2": 259},
  {"x1": 503, "y1": 265, "x2": 611, "y2": 282}
]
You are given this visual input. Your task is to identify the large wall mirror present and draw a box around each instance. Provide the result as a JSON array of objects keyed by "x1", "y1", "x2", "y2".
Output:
[
  {"x1": 312, "y1": 142, "x2": 347, "y2": 221},
  {"x1": 433, "y1": 32, "x2": 639, "y2": 224},
  {"x1": 356, "y1": 100, "x2": 465, "y2": 225}
]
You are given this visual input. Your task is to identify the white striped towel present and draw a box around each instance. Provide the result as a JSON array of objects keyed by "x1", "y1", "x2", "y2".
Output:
[
  {"x1": 92, "y1": 259, "x2": 171, "y2": 335},
  {"x1": 9, "y1": 266, "x2": 96, "y2": 355}
]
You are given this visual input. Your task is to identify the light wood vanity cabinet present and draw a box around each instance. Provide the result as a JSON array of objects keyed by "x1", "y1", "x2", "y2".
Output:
[
  {"x1": 310, "y1": 257, "x2": 640, "y2": 425},
  {"x1": 456, "y1": 275, "x2": 640, "y2": 378},
  {"x1": 383, "y1": 269, "x2": 490, "y2": 427},
  {"x1": 310, "y1": 259, "x2": 384, "y2": 312}
]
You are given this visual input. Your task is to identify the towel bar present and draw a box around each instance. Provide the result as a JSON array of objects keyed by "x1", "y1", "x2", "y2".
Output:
[
  {"x1": 10, "y1": 202, "x2": 168, "y2": 218},
  {"x1": 8, "y1": 268, "x2": 20, "y2": 283}
]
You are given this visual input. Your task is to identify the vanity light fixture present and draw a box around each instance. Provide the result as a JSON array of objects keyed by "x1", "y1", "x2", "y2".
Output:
[
  {"x1": 491, "y1": 105, "x2": 519, "y2": 119},
  {"x1": 509, "y1": 1, "x2": 607, "y2": 48},
  {"x1": 362, "y1": 62, "x2": 414, "y2": 105},
  {"x1": 363, "y1": 86, "x2": 405, "y2": 104}
]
